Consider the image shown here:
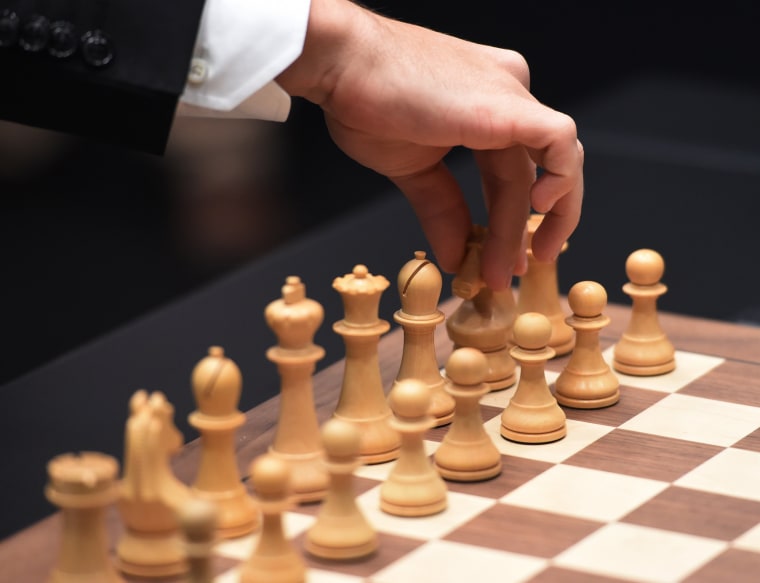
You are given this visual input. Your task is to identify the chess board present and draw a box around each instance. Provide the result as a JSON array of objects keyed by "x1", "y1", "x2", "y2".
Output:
[
  {"x1": 3, "y1": 300, "x2": 760, "y2": 583},
  {"x1": 158, "y1": 319, "x2": 760, "y2": 583}
]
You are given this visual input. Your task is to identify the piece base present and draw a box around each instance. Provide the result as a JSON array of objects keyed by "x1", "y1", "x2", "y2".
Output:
[
  {"x1": 360, "y1": 446, "x2": 401, "y2": 465},
  {"x1": 500, "y1": 424, "x2": 567, "y2": 444},
  {"x1": 485, "y1": 373, "x2": 517, "y2": 392},
  {"x1": 435, "y1": 461, "x2": 502, "y2": 482},
  {"x1": 116, "y1": 557, "x2": 186, "y2": 578},
  {"x1": 432, "y1": 410, "x2": 455, "y2": 428},
  {"x1": 239, "y1": 556, "x2": 306, "y2": 583},
  {"x1": 48, "y1": 569, "x2": 125, "y2": 583},
  {"x1": 305, "y1": 535, "x2": 378, "y2": 561},
  {"x1": 292, "y1": 487, "x2": 329, "y2": 505},
  {"x1": 380, "y1": 497, "x2": 447, "y2": 517},
  {"x1": 613, "y1": 359, "x2": 676, "y2": 376},
  {"x1": 556, "y1": 390, "x2": 620, "y2": 409},
  {"x1": 191, "y1": 489, "x2": 259, "y2": 539},
  {"x1": 550, "y1": 337, "x2": 575, "y2": 357}
]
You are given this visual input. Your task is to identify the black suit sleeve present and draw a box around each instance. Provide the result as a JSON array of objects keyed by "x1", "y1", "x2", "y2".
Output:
[{"x1": 0, "y1": 0, "x2": 207, "y2": 154}]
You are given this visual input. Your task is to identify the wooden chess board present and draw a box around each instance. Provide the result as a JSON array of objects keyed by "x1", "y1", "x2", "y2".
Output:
[{"x1": 2, "y1": 299, "x2": 760, "y2": 583}]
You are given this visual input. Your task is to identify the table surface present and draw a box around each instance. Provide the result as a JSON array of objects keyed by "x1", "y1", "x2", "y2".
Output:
[{"x1": 2, "y1": 297, "x2": 760, "y2": 582}]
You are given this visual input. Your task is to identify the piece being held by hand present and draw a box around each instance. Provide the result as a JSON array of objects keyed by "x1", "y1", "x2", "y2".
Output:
[{"x1": 446, "y1": 225, "x2": 517, "y2": 391}]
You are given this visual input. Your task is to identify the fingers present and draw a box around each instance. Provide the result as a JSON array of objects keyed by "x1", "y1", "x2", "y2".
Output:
[
  {"x1": 530, "y1": 138, "x2": 584, "y2": 262},
  {"x1": 475, "y1": 147, "x2": 534, "y2": 290},
  {"x1": 391, "y1": 161, "x2": 473, "y2": 274}
]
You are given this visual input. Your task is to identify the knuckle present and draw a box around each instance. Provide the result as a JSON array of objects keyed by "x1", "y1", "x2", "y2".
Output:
[
  {"x1": 551, "y1": 113, "x2": 578, "y2": 144},
  {"x1": 500, "y1": 49, "x2": 530, "y2": 89}
]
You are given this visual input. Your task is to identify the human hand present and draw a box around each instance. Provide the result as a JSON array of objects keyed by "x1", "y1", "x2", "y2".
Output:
[{"x1": 277, "y1": 0, "x2": 583, "y2": 290}]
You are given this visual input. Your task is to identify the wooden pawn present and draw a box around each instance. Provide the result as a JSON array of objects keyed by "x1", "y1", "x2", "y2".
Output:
[
  {"x1": 501, "y1": 312, "x2": 567, "y2": 443},
  {"x1": 434, "y1": 347, "x2": 502, "y2": 481},
  {"x1": 240, "y1": 455, "x2": 305, "y2": 583},
  {"x1": 381, "y1": 379, "x2": 448, "y2": 517},
  {"x1": 613, "y1": 249, "x2": 676, "y2": 375},
  {"x1": 178, "y1": 499, "x2": 218, "y2": 583},
  {"x1": 306, "y1": 418, "x2": 378, "y2": 560},
  {"x1": 555, "y1": 281, "x2": 620, "y2": 408}
]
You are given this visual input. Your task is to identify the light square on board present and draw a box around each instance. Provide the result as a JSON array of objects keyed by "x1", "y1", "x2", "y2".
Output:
[
  {"x1": 601, "y1": 347, "x2": 724, "y2": 393},
  {"x1": 500, "y1": 464, "x2": 668, "y2": 523},
  {"x1": 675, "y1": 447, "x2": 760, "y2": 502},
  {"x1": 371, "y1": 539, "x2": 548, "y2": 583},
  {"x1": 620, "y1": 392, "x2": 760, "y2": 446},
  {"x1": 483, "y1": 415, "x2": 614, "y2": 464},
  {"x1": 553, "y1": 522, "x2": 727, "y2": 583},
  {"x1": 355, "y1": 485, "x2": 495, "y2": 540}
]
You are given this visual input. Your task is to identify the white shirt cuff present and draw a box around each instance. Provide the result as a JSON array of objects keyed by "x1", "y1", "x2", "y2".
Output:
[{"x1": 179, "y1": 0, "x2": 311, "y2": 121}]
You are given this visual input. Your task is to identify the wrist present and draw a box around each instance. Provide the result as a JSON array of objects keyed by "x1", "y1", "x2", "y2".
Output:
[{"x1": 276, "y1": 0, "x2": 374, "y2": 104}]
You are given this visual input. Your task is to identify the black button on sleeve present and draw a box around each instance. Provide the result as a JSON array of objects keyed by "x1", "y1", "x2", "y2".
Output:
[
  {"x1": 80, "y1": 29, "x2": 113, "y2": 67},
  {"x1": 0, "y1": 9, "x2": 20, "y2": 48},
  {"x1": 19, "y1": 14, "x2": 50, "y2": 53},
  {"x1": 48, "y1": 20, "x2": 77, "y2": 58}
]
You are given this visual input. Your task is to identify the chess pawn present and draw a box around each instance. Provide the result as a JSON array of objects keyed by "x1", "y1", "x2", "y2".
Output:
[
  {"x1": 393, "y1": 251, "x2": 455, "y2": 426},
  {"x1": 117, "y1": 390, "x2": 193, "y2": 577},
  {"x1": 178, "y1": 499, "x2": 218, "y2": 583},
  {"x1": 265, "y1": 276, "x2": 329, "y2": 503},
  {"x1": 613, "y1": 249, "x2": 676, "y2": 375},
  {"x1": 381, "y1": 379, "x2": 448, "y2": 517},
  {"x1": 46, "y1": 452, "x2": 124, "y2": 583},
  {"x1": 555, "y1": 281, "x2": 620, "y2": 408},
  {"x1": 446, "y1": 225, "x2": 517, "y2": 391},
  {"x1": 189, "y1": 346, "x2": 258, "y2": 538},
  {"x1": 306, "y1": 418, "x2": 378, "y2": 559},
  {"x1": 516, "y1": 213, "x2": 574, "y2": 356},
  {"x1": 240, "y1": 455, "x2": 306, "y2": 583},
  {"x1": 434, "y1": 348, "x2": 502, "y2": 481},
  {"x1": 332, "y1": 265, "x2": 401, "y2": 464},
  {"x1": 501, "y1": 312, "x2": 567, "y2": 443}
]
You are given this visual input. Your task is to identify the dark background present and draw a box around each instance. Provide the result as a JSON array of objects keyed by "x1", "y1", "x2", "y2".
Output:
[
  {"x1": 1, "y1": 2, "x2": 758, "y2": 386},
  {"x1": 1, "y1": 1, "x2": 759, "y2": 538}
]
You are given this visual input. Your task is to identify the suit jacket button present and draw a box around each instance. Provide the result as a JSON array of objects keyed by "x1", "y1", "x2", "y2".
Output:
[
  {"x1": 80, "y1": 29, "x2": 113, "y2": 67},
  {"x1": 49, "y1": 20, "x2": 77, "y2": 58},
  {"x1": 19, "y1": 14, "x2": 50, "y2": 52},
  {"x1": 0, "y1": 9, "x2": 20, "y2": 48}
]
